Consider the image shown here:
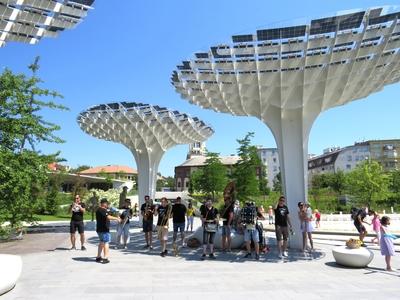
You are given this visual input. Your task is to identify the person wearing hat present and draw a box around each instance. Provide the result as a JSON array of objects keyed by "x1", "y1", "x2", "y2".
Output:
[
  {"x1": 96, "y1": 198, "x2": 121, "y2": 263},
  {"x1": 116, "y1": 198, "x2": 133, "y2": 249}
]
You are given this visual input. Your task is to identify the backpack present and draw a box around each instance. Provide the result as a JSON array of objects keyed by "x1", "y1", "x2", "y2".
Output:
[{"x1": 350, "y1": 207, "x2": 359, "y2": 220}]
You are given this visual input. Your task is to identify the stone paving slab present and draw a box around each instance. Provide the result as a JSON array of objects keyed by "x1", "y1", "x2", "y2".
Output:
[{"x1": 2, "y1": 226, "x2": 399, "y2": 300}]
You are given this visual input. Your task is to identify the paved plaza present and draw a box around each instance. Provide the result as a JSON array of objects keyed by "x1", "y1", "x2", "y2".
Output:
[{"x1": 1, "y1": 218, "x2": 399, "y2": 300}]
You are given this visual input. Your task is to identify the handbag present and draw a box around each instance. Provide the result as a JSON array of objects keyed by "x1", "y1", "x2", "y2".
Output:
[
  {"x1": 204, "y1": 208, "x2": 217, "y2": 232},
  {"x1": 205, "y1": 223, "x2": 217, "y2": 232}
]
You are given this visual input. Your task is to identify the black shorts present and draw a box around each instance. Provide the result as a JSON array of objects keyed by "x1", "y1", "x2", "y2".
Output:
[
  {"x1": 143, "y1": 220, "x2": 153, "y2": 233},
  {"x1": 70, "y1": 221, "x2": 84, "y2": 234},
  {"x1": 354, "y1": 221, "x2": 366, "y2": 234}
]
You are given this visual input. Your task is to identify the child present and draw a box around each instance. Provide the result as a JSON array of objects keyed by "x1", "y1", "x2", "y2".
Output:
[
  {"x1": 314, "y1": 209, "x2": 321, "y2": 228},
  {"x1": 370, "y1": 210, "x2": 380, "y2": 245},
  {"x1": 380, "y1": 216, "x2": 396, "y2": 271}
]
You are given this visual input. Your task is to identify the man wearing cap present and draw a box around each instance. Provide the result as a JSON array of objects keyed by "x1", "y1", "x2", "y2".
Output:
[
  {"x1": 96, "y1": 198, "x2": 121, "y2": 263},
  {"x1": 116, "y1": 198, "x2": 133, "y2": 249}
]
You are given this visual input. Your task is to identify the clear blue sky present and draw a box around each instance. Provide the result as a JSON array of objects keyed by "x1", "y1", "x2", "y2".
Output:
[{"x1": 1, "y1": 0, "x2": 399, "y2": 176}]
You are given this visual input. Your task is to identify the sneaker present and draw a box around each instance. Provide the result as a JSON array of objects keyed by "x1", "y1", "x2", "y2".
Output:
[
  {"x1": 278, "y1": 253, "x2": 283, "y2": 259},
  {"x1": 283, "y1": 251, "x2": 288, "y2": 257},
  {"x1": 81, "y1": 246, "x2": 87, "y2": 251},
  {"x1": 102, "y1": 258, "x2": 110, "y2": 264},
  {"x1": 149, "y1": 246, "x2": 153, "y2": 250},
  {"x1": 255, "y1": 254, "x2": 260, "y2": 261},
  {"x1": 361, "y1": 243, "x2": 367, "y2": 247},
  {"x1": 164, "y1": 250, "x2": 168, "y2": 255},
  {"x1": 70, "y1": 246, "x2": 76, "y2": 250},
  {"x1": 123, "y1": 245, "x2": 128, "y2": 250},
  {"x1": 201, "y1": 254, "x2": 206, "y2": 260},
  {"x1": 143, "y1": 244, "x2": 149, "y2": 249},
  {"x1": 244, "y1": 252, "x2": 252, "y2": 259},
  {"x1": 160, "y1": 252, "x2": 165, "y2": 257},
  {"x1": 95, "y1": 257, "x2": 102, "y2": 263},
  {"x1": 209, "y1": 253, "x2": 216, "y2": 259}
]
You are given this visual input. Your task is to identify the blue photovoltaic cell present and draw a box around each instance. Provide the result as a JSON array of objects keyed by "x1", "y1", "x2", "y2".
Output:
[
  {"x1": 368, "y1": 12, "x2": 400, "y2": 25},
  {"x1": 232, "y1": 34, "x2": 254, "y2": 43},
  {"x1": 257, "y1": 25, "x2": 306, "y2": 41}
]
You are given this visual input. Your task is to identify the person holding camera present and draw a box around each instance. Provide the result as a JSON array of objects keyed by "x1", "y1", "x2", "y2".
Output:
[
  {"x1": 96, "y1": 198, "x2": 121, "y2": 263},
  {"x1": 69, "y1": 194, "x2": 86, "y2": 251}
]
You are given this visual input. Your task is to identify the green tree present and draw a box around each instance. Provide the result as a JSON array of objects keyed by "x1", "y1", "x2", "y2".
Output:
[
  {"x1": 273, "y1": 172, "x2": 282, "y2": 193},
  {"x1": 189, "y1": 168, "x2": 204, "y2": 194},
  {"x1": 232, "y1": 132, "x2": 261, "y2": 200},
  {"x1": 200, "y1": 152, "x2": 227, "y2": 200},
  {"x1": 0, "y1": 58, "x2": 67, "y2": 228},
  {"x1": 346, "y1": 160, "x2": 390, "y2": 208},
  {"x1": 203, "y1": 152, "x2": 228, "y2": 200},
  {"x1": 328, "y1": 171, "x2": 347, "y2": 196}
]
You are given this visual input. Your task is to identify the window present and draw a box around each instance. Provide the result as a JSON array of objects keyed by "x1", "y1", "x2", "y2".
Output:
[
  {"x1": 185, "y1": 181, "x2": 189, "y2": 188},
  {"x1": 273, "y1": 158, "x2": 277, "y2": 163},
  {"x1": 347, "y1": 155, "x2": 352, "y2": 161},
  {"x1": 346, "y1": 164, "x2": 351, "y2": 170}
]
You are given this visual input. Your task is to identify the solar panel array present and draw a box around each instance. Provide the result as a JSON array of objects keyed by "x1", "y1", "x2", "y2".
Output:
[
  {"x1": 171, "y1": 6, "x2": 400, "y2": 117},
  {"x1": 0, "y1": 0, "x2": 95, "y2": 47},
  {"x1": 77, "y1": 102, "x2": 214, "y2": 152}
]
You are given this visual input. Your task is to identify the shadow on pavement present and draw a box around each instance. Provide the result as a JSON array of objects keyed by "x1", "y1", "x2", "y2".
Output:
[{"x1": 82, "y1": 231, "x2": 326, "y2": 264}]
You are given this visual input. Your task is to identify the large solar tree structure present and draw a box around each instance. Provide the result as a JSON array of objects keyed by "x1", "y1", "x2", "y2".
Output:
[
  {"x1": 172, "y1": 6, "x2": 400, "y2": 247},
  {"x1": 77, "y1": 102, "x2": 214, "y2": 209},
  {"x1": 0, "y1": 0, "x2": 95, "y2": 47}
]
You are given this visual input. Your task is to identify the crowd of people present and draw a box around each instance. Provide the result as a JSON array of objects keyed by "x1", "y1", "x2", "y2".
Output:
[{"x1": 68, "y1": 193, "x2": 397, "y2": 270}]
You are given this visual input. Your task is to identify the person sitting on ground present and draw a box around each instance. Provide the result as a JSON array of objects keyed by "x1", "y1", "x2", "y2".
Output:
[{"x1": 96, "y1": 198, "x2": 121, "y2": 263}]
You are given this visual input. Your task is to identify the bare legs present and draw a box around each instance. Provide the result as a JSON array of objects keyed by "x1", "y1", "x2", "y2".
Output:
[{"x1": 97, "y1": 242, "x2": 109, "y2": 259}]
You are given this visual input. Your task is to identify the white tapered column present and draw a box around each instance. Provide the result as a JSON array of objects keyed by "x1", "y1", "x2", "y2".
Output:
[
  {"x1": 133, "y1": 145, "x2": 164, "y2": 212},
  {"x1": 263, "y1": 106, "x2": 319, "y2": 249}
]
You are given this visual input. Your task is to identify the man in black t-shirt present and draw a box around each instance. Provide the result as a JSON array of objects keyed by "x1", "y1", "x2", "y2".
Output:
[
  {"x1": 274, "y1": 196, "x2": 292, "y2": 259},
  {"x1": 96, "y1": 198, "x2": 121, "y2": 263},
  {"x1": 154, "y1": 197, "x2": 171, "y2": 257},
  {"x1": 221, "y1": 197, "x2": 234, "y2": 252},
  {"x1": 140, "y1": 195, "x2": 155, "y2": 249},
  {"x1": 172, "y1": 197, "x2": 187, "y2": 248},
  {"x1": 69, "y1": 194, "x2": 86, "y2": 251}
]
